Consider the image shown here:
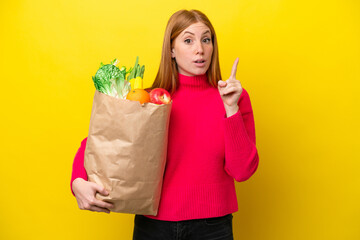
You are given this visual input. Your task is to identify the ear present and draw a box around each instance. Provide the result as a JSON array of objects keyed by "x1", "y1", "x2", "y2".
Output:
[{"x1": 171, "y1": 49, "x2": 175, "y2": 58}]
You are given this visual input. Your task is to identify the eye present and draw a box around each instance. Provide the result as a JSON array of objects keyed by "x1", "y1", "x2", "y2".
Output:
[
  {"x1": 184, "y1": 39, "x2": 192, "y2": 44},
  {"x1": 203, "y1": 38, "x2": 211, "y2": 43}
]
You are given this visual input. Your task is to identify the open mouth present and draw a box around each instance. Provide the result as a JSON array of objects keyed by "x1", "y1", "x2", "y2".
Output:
[{"x1": 194, "y1": 60, "x2": 205, "y2": 63}]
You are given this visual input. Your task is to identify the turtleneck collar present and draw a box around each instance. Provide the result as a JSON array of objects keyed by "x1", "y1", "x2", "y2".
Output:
[{"x1": 177, "y1": 73, "x2": 212, "y2": 91}]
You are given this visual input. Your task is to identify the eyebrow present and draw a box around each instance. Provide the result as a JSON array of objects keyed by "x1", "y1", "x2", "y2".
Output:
[{"x1": 182, "y1": 30, "x2": 211, "y2": 36}]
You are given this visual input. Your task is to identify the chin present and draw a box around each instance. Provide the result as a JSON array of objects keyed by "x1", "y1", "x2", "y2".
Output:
[
  {"x1": 196, "y1": 70, "x2": 208, "y2": 76},
  {"x1": 179, "y1": 66, "x2": 209, "y2": 76},
  {"x1": 190, "y1": 68, "x2": 208, "y2": 76}
]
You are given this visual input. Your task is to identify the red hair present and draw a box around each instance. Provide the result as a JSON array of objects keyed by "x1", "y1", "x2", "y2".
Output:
[{"x1": 151, "y1": 9, "x2": 222, "y2": 94}]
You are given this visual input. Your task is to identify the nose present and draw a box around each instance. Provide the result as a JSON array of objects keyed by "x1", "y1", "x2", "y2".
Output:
[{"x1": 195, "y1": 40, "x2": 204, "y2": 55}]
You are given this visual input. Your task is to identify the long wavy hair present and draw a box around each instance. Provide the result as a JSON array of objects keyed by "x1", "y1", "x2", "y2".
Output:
[{"x1": 151, "y1": 9, "x2": 222, "y2": 94}]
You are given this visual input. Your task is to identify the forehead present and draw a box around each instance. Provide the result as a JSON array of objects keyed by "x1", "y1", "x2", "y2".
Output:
[{"x1": 181, "y1": 22, "x2": 211, "y2": 35}]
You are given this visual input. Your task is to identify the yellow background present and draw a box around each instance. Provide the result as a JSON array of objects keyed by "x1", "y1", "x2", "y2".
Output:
[{"x1": 1, "y1": 0, "x2": 359, "y2": 239}]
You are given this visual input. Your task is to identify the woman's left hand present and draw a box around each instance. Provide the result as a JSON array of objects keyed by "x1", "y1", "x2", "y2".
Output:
[{"x1": 218, "y1": 58, "x2": 243, "y2": 116}]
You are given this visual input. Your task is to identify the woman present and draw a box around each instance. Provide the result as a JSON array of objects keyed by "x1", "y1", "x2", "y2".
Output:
[{"x1": 71, "y1": 9, "x2": 259, "y2": 240}]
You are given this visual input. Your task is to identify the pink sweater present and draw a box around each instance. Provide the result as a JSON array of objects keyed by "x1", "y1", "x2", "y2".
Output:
[{"x1": 70, "y1": 73, "x2": 259, "y2": 221}]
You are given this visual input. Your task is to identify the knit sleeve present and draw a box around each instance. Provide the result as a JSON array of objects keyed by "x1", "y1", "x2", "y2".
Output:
[
  {"x1": 223, "y1": 88, "x2": 259, "y2": 182},
  {"x1": 70, "y1": 137, "x2": 88, "y2": 196}
]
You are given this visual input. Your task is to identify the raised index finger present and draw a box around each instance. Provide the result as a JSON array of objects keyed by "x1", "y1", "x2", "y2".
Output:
[{"x1": 230, "y1": 57, "x2": 239, "y2": 79}]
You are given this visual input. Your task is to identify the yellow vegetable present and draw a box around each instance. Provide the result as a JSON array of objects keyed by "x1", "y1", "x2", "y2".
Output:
[
  {"x1": 134, "y1": 76, "x2": 143, "y2": 89},
  {"x1": 129, "y1": 78, "x2": 135, "y2": 90}
]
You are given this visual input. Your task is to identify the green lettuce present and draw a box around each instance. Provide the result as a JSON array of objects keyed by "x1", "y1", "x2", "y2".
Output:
[{"x1": 92, "y1": 59, "x2": 131, "y2": 99}]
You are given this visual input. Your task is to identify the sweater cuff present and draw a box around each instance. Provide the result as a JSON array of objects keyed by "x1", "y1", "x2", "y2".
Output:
[
  {"x1": 223, "y1": 110, "x2": 251, "y2": 147},
  {"x1": 70, "y1": 138, "x2": 89, "y2": 196}
]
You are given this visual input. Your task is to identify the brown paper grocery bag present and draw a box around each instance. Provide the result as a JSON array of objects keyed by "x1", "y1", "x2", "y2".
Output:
[{"x1": 84, "y1": 90, "x2": 172, "y2": 215}]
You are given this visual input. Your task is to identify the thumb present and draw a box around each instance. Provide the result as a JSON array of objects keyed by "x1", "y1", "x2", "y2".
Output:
[
  {"x1": 92, "y1": 183, "x2": 109, "y2": 196},
  {"x1": 218, "y1": 80, "x2": 226, "y2": 87}
]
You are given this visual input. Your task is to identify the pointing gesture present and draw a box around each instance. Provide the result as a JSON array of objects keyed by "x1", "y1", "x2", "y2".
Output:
[
  {"x1": 230, "y1": 57, "x2": 239, "y2": 79},
  {"x1": 218, "y1": 58, "x2": 243, "y2": 116}
]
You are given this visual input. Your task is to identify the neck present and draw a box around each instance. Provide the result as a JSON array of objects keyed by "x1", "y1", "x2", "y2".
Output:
[{"x1": 177, "y1": 73, "x2": 211, "y2": 91}]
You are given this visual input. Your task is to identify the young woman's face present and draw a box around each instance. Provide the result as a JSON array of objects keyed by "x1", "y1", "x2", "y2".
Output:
[{"x1": 171, "y1": 22, "x2": 213, "y2": 76}]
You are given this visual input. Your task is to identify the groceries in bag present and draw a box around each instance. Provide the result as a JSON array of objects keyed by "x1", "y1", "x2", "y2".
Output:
[{"x1": 84, "y1": 56, "x2": 172, "y2": 215}]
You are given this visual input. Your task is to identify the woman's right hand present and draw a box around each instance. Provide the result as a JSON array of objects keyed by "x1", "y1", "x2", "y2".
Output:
[{"x1": 72, "y1": 178, "x2": 114, "y2": 214}]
